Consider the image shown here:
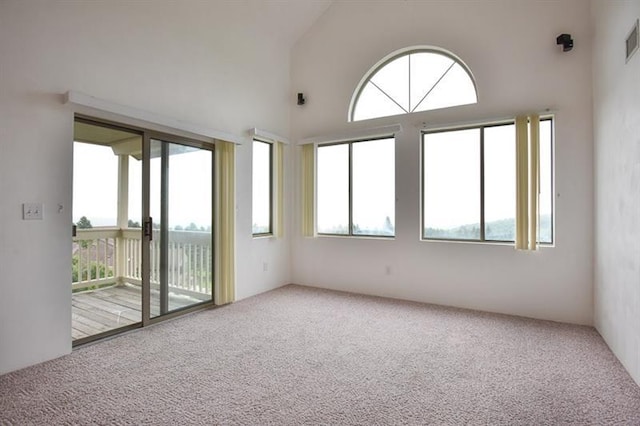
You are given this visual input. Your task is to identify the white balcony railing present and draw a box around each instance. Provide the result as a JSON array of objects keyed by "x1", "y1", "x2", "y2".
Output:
[
  {"x1": 72, "y1": 228, "x2": 213, "y2": 297},
  {"x1": 72, "y1": 228, "x2": 118, "y2": 290}
]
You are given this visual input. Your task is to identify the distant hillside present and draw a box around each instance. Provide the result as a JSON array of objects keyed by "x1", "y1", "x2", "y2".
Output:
[{"x1": 426, "y1": 214, "x2": 552, "y2": 242}]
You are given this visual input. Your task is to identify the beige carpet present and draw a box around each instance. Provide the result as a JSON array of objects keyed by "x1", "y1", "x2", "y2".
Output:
[{"x1": 1, "y1": 284, "x2": 639, "y2": 425}]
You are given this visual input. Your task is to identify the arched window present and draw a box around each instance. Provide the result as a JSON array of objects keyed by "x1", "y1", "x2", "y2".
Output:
[{"x1": 349, "y1": 47, "x2": 478, "y2": 122}]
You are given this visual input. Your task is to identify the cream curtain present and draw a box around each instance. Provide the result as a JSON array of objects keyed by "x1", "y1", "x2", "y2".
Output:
[
  {"x1": 274, "y1": 141, "x2": 285, "y2": 238},
  {"x1": 215, "y1": 141, "x2": 235, "y2": 305},
  {"x1": 515, "y1": 114, "x2": 540, "y2": 251},
  {"x1": 301, "y1": 144, "x2": 315, "y2": 237}
]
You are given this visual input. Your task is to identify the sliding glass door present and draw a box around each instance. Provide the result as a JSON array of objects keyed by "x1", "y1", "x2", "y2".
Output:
[
  {"x1": 72, "y1": 117, "x2": 215, "y2": 345},
  {"x1": 144, "y1": 137, "x2": 214, "y2": 320}
]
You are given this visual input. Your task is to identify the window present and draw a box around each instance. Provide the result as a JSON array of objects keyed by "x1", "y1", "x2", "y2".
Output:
[
  {"x1": 252, "y1": 140, "x2": 272, "y2": 235},
  {"x1": 422, "y1": 119, "x2": 553, "y2": 243},
  {"x1": 317, "y1": 138, "x2": 395, "y2": 237},
  {"x1": 538, "y1": 120, "x2": 553, "y2": 243},
  {"x1": 350, "y1": 47, "x2": 477, "y2": 122}
]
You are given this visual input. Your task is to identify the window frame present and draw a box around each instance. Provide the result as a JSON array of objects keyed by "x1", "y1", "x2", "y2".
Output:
[
  {"x1": 251, "y1": 138, "x2": 274, "y2": 237},
  {"x1": 421, "y1": 117, "x2": 554, "y2": 245},
  {"x1": 348, "y1": 46, "x2": 478, "y2": 122},
  {"x1": 316, "y1": 136, "x2": 395, "y2": 238}
]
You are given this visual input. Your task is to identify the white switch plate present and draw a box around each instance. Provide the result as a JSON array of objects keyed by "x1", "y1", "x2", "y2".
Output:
[{"x1": 23, "y1": 203, "x2": 43, "y2": 220}]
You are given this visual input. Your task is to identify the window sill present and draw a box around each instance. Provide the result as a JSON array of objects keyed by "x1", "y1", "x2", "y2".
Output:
[
  {"x1": 421, "y1": 238, "x2": 554, "y2": 248},
  {"x1": 252, "y1": 234, "x2": 274, "y2": 240},
  {"x1": 317, "y1": 234, "x2": 395, "y2": 241}
]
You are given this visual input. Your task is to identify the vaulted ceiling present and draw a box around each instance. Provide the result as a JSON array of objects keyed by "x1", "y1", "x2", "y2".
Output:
[{"x1": 241, "y1": 0, "x2": 333, "y2": 48}]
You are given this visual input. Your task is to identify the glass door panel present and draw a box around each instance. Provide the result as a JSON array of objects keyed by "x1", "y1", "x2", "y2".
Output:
[
  {"x1": 72, "y1": 119, "x2": 143, "y2": 343},
  {"x1": 148, "y1": 139, "x2": 213, "y2": 318}
]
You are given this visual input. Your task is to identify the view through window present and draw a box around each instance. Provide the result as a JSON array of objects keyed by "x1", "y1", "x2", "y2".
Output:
[
  {"x1": 422, "y1": 119, "x2": 553, "y2": 243},
  {"x1": 317, "y1": 137, "x2": 395, "y2": 237},
  {"x1": 252, "y1": 140, "x2": 272, "y2": 235},
  {"x1": 351, "y1": 49, "x2": 477, "y2": 122}
]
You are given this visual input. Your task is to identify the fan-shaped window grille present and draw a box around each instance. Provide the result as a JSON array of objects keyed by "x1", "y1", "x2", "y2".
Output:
[{"x1": 349, "y1": 48, "x2": 477, "y2": 122}]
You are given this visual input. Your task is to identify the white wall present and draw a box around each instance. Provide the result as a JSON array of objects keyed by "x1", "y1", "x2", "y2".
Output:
[
  {"x1": 291, "y1": 0, "x2": 594, "y2": 325},
  {"x1": 592, "y1": 0, "x2": 640, "y2": 386},
  {"x1": 0, "y1": 1, "x2": 293, "y2": 374}
]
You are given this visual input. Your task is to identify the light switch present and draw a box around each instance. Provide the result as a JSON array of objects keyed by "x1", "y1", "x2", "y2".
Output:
[{"x1": 23, "y1": 203, "x2": 43, "y2": 220}]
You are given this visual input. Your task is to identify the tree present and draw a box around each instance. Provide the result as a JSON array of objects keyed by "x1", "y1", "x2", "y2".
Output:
[
  {"x1": 76, "y1": 216, "x2": 93, "y2": 248},
  {"x1": 76, "y1": 216, "x2": 93, "y2": 229},
  {"x1": 128, "y1": 219, "x2": 141, "y2": 228},
  {"x1": 383, "y1": 216, "x2": 394, "y2": 234},
  {"x1": 72, "y1": 256, "x2": 113, "y2": 286}
]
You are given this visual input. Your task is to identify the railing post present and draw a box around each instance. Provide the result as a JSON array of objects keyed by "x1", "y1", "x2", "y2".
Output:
[
  {"x1": 115, "y1": 232, "x2": 125, "y2": 285},
  {"x1": 116, "y1": 154, "x2": 129, "y2": 285}
]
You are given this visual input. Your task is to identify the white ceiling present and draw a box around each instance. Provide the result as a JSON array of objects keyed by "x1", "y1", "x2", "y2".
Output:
[{"x1": 241, "y1": 0, "x2": 334, "y2": 47}]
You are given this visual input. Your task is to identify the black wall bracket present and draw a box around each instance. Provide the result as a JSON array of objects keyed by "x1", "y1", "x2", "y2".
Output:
[{"x1": 556, "y1": 34, "x2": 574, "y2": 52}]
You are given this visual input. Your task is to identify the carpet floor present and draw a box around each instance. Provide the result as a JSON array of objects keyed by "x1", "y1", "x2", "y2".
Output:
[{"x1": 1, "y1": 284, "x2": 639, "y2": 425}]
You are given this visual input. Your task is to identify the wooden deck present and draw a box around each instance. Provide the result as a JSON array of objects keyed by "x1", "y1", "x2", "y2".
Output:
[{"x1": 72, "y1": 284, "x2": 209, "y2": 340}]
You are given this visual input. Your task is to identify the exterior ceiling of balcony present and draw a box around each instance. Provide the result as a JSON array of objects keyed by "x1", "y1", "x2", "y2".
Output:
[{"x1": 74, "y1": 121, "x2": 139, "y2": 146}]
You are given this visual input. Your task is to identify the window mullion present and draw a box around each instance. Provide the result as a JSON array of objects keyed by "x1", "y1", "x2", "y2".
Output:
[
  {"x1": 408, "y1": 54, "x2": 412, "y2": 112},
  {"x1": 349, "y1": 142, "x2": 354, "y2": 236},
  {"x1": 480, "y1": 127, "x2": 485, "y2": 241}
]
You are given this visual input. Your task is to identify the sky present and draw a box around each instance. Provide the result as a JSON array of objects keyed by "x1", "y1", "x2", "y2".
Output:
[
  {"x1": 353, "y1": 51, "x2": 476, "y2": 121},
  {"x1": 317, "y1": 138, "x2": 395, "y2": 233},
  {"x1": 73, "y1": 142, "x2": 212, "y2": 229},
  {"x1": 252, "y1": 141, "x2": 271, "y2": 231},
  {"x1": 423, "y1": 126, "x2": 516, "y2": 230}
]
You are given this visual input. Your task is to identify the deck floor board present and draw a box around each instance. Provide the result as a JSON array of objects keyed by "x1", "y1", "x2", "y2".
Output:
[
  {"x1": 73, "y1": 293, "x2": 141, "y2": 322},
  {"x1": 72, "y1": 299, "x2": 138, "y2": 328},
  {"x1": 72, "y1": 284, "x2": 207, "y2": 341}
]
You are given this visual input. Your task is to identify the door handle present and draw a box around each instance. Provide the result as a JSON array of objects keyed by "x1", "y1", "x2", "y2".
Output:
[{"x1": 144, "y1": 217, "x2": 153, "y2": 240}]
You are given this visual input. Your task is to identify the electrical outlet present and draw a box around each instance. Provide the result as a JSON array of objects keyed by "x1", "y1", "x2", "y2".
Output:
[{"x1": 23, "y1": 203, "x2": 43, "y2": 220}]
